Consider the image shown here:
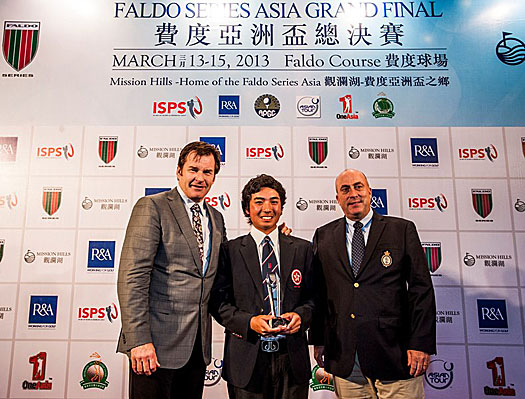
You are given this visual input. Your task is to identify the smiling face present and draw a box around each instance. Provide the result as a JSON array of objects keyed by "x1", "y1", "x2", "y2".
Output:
[
  {"x1": 176, "y1": 151, "x2": 216, "y2": 202},
  {"x1": 248, "y1": 187, "x2": 283, "y2": 233},
  {"x1": 335, "y1": 169, "x2": 372, "y2": 221}
]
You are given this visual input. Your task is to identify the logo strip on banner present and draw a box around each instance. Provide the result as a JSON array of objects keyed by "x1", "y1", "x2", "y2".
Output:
[
  {"x1": 422, "y1": 242, "x2": 441, "y2": 273},
  {"x1": 3, "y1": 21, "x2": 40, "y2": 71},
  {"x1": 309, "y1": 137, "x2": 327, "y2": 165}
]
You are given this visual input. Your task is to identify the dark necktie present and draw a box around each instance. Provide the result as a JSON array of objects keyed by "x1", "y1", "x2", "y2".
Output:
[
  {"x1": 351, "y1": 221, "x2": 365, "y2": 276},
  {"x1": 191, "y1": 204, "x2": 204, "y2": 264},
  {"x1": 261, "y1": 236, "x2": 279, "y2": 315}
]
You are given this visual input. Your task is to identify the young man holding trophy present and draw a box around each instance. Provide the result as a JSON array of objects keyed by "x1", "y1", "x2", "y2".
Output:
[{"x1": 210, "y1": 174, "x2": 315, "y2": 399}]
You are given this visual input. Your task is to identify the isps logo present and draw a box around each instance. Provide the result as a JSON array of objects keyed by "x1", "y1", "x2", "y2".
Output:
[
  {"x1": 205, "y1": 193, "x2": 231, "y2": 211},
  {"x1": 458, "y1": 144, "x2": 498, "y2": 162},
  {"x1": 78, "y1": 302, "x2": 119, "y2": 323},
  {"x1": 408, "y1": 193, "x2": 448, "y2": 212},
  {"x1": 36, "y1": 143, "x2": 75, "y2": 160},
  {"x1": 245, "y1": 144, "x2": 284, "y2": 161},
  {"x1": 153, "y1": 96, "x2": 202, "y2": 118},
  {"x1": 0, "y1": 192, "x2": 18, "y2": 209}
]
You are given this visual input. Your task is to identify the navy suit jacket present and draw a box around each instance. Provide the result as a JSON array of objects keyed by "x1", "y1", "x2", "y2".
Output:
[
  {"x1": 310, "y1": 212, "x2": 436, "y2": 380},
  {"x1": 210, "y1": 232, "x2": 315, "y2": 388}
]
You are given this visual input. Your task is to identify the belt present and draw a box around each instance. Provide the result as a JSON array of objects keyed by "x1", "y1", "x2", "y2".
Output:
[{"x1": 260, "y1": 337, "x2": 287, "y2": 353}]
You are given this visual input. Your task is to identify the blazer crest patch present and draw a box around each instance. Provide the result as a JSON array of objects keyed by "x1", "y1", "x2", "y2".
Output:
[
  {"x1": 291, "y1": 269, "x2": 302, "y2": 286},
  {"x1": 381, "y1": 251, "x2": 392, "y2": 267}
]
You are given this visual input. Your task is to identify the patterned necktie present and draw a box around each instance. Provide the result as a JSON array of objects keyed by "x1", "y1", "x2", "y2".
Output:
[
  {"x1": 261, "y1": 236, "x2": 279, "y2": 316},
  {"x1": 191, "y1": 204, "x2": 204, "y2": 264},
  {"x1": 351, "y1": 221, "x2": 365, "y2": 277}
]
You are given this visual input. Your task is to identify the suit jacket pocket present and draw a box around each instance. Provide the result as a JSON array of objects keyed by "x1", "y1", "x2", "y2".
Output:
[{"x1": 150, "y1": 299, "x2": 171, "y2": 315}]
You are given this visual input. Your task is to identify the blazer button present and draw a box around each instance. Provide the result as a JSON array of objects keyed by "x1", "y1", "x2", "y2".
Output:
[
  {"x1": 350, "y1": 313, "x2": 356, "y2": 319},
  {"x1": 354, "y1": 282, "x2": 359, "y2": 288}
]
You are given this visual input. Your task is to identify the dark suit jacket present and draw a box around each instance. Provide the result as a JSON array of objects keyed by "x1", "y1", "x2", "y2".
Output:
[
  {"x1": 209, "y1": 232, "x2": 315, "y2": 388},
  {"x1": 310, "y1": 212, "x2": 436, "y2": 381},
  {"x1": 117, "y1": 188, "x2": 226, "y2": 369}
]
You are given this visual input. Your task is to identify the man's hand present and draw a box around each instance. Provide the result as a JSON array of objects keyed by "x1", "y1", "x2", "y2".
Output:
[
  {"x1": 279, "y1": 222, "x2": 292, "y2": 236},
  {"x1": 250, "y1": 315, "x2": 285, "y2": 336},
  {"x1": 130, "y1": 343, "x2": 160, "y2": 376},
  {"x1": 281, "y1": 312, "x2": 301, "y2": 334},
  {"x1": 407, "y1": 349, "x2": 430, "y2": 377},
  {"x1": 314, "y1": 346, "x2": 325, "y2": 368}
]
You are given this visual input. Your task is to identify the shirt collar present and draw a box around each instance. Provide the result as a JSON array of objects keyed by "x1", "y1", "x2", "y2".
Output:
[
  {"x1": 250, "y1": 225, "x2": 279, "y2": 247},
  {"x1": 177, "y1": 186, "x2": 204, "y2": 213},
  {"x1": 346, "y1": 208, "x2": 373, "y2": 229}
]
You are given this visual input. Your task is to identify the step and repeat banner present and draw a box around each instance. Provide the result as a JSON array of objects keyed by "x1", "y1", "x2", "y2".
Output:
[{"x1": 1, "y1": 0, "x2": 525, "y2": 398}]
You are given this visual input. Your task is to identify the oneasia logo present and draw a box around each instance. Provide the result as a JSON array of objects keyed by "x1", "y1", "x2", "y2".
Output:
[
  {"x1": 153, "y1": 96, "x2": 203, "y2": 118},
  {"x1": 23, "y1": 352, "x2": 52, "y2": 391}
]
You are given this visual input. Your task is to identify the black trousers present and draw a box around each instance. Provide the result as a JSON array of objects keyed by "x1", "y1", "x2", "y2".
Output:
[
  {"x1": 129, "y1": 335, "x2": 206, "y2": 399},
  {"x1": 227, "y1": 349, "x2": 308, "y2": 399}
]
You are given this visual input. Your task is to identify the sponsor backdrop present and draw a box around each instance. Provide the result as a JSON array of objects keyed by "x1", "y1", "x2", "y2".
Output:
[{"x1": 1, "y1": 0, "x2": 524, "y2": 398}]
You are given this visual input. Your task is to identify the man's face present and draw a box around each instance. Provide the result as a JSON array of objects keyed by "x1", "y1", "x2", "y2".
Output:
[
  {"x1": 336, "y1": 170, "x2": 372, "y2": 221},
  {"x1": 248, "y1": 187, "x2": 282, "y2": 233},
  {"x1": 176, "y1": 152, "x2": 216, "y2": 202}
]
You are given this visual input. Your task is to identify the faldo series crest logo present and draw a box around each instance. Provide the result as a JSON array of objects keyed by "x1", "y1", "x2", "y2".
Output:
[
  {"x1": 2, "y1": 21, "x2": 40, "y2": 77},
  {"x1": 80, "y1": 352, "x2": 109, "y2": 390},
  {"x1": 308, "y1": 137, "x2": 328, "y2": 168},
  {"x1": 422, "y1": 242, "x2": 442, "y2": 274},
  {"x1": 42, "y1": 187, "x2": 62, "y2": 219},
  {"x1": 98, "y1": 136, "x2": 117, "y2": 167},
  {"x1": 471, "y1": 188, "x2": 493, "y2": 222}
]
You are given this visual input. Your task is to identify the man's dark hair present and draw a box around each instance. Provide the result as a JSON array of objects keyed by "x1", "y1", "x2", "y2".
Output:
[
  {"x1": 178, "y1": 141, "x2": 221, "y2": 175},
  {"x1": 241, "y1": 174, "x2": 286, "y2": 223}
]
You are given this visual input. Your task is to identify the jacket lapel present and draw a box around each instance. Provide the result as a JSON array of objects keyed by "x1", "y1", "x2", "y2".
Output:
[
  {"x1": 357, "y1": 212, "x2": 385, "y2": 277},
  {"x1": 332, "y1": 217, "x2": 354, "y2": 280},
  {"x1": 239, "y1": 234, "x2": 265, "y2": 304},
  {"x1": 278, "y1": 232, "x2": 295, "y2": 300},
  {"x1": 166, "y1": 188, "x2": 203, "y2": 276},
  {"x1": 204, "y1": 201, "x2": 222, "y2": 276}
]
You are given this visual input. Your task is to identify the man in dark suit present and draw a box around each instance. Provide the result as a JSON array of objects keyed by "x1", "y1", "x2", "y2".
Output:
[
  {"x1": 311, "y1": 169, "x2": 436, "y2": 398},
  {"x1": 210, "y1": 174, "x2": 315, "y2": 399},
  {"x1": 117, "y1": 141, "x2": 226, "y2": 399}
]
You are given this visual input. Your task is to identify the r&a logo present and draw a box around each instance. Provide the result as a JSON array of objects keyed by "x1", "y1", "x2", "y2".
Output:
[
  {"x1": 371, "y1": 189, "x2": 388, "y2": 215},
  {"x1": 218, "y1": 95, "x2": 239, "y2": 117},
  {"x1": 0, "y1": 137, "x2": 18, "y2": 162},
  {"x1": 477, "y1": 299, "x2": 508, "y2": 331},
  {"x1": 87, "y1": 241, "x2": 115, "y2": 269},
  {"x1": 410, "y1": 138, "x2": 439, "y2": 166},
  {"x1": 200, "y1": 137, "x2": 225, "y2": 163},
  {"x1": 28, "y1": 295, "x2": 58, "y2": 327}
]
